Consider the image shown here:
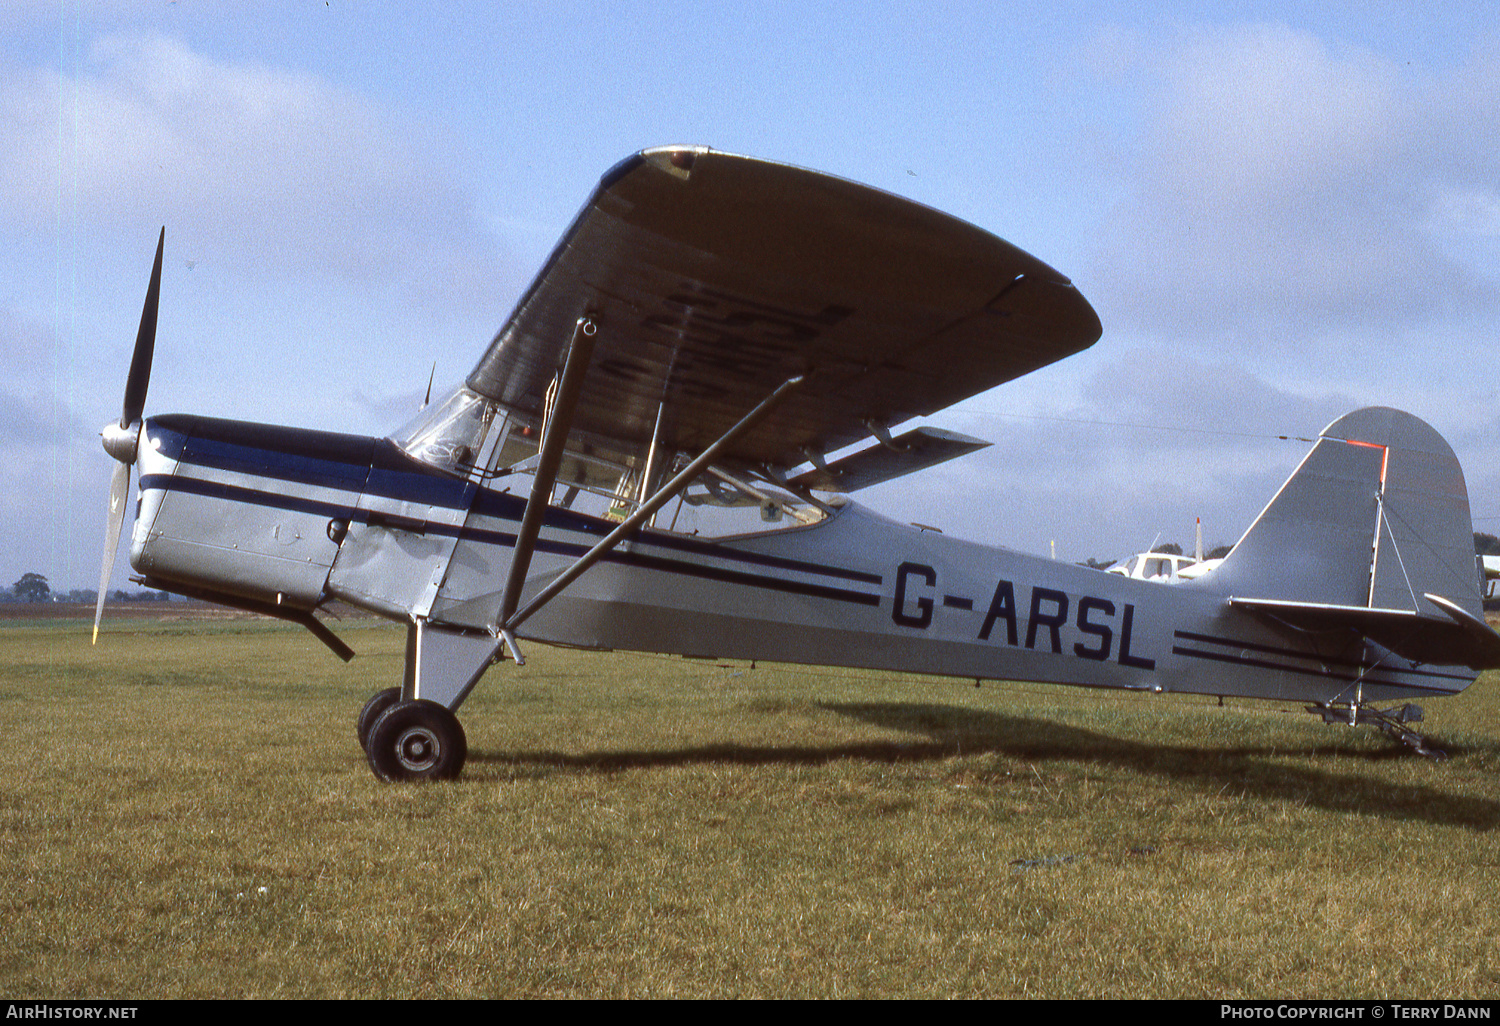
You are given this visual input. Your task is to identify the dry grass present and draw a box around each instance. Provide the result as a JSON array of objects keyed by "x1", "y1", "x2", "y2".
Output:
[{"x1": 2, "y1": 610, "x2": 1498, "y2": 998}]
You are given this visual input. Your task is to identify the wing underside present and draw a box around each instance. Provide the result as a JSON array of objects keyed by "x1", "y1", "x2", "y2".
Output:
[{"x1": 466, "y1": 147, "x2": 1101, "y2": 473}]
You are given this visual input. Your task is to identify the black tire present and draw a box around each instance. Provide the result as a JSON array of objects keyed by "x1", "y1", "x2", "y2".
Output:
[
  {"x1": 357, "y1": 687, "x2": 403, "y2": 751},
  {"x1": 366, "y1": 699, "x2": 467, "y2": 783}
]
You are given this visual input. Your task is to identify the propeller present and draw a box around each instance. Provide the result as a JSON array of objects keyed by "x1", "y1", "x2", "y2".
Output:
[{"x1": 93, "y1": 227, "x2": 164, "y2": 644}]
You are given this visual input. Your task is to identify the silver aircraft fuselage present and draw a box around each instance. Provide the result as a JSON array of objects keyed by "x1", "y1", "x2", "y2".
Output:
[{"x1": 129, "y1": 413, "x2": 1475, "y2": 708}]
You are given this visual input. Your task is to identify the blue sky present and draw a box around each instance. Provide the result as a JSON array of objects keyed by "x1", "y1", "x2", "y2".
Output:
[{"x1": 4, "y1": 1, "x2": 1499, "y2": 591}]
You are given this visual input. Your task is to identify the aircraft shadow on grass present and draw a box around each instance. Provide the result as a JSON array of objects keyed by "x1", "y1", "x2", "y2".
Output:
[{"x1": 471, "y1": 701, "x2": 1500, "y2": 830}]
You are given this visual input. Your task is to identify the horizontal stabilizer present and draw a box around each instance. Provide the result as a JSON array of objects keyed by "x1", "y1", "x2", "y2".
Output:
[
  {"x1": 1423, "y1": 593, "x2": 1500, "y2": 669},
  {"x1": 788, "y1": 426, "x2": 990, "y2": 492},
  {"x1": 1231, "y1": 594, "x2": 1500, "y2": 671}
]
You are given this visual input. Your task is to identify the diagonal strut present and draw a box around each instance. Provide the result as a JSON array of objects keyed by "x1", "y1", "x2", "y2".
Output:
[
  {"x1": 502, "y1": 373, "x2": 805, "y2": 634},
  {"x1": 496, "y1": 316, "x2": 599, "y2": 626}
]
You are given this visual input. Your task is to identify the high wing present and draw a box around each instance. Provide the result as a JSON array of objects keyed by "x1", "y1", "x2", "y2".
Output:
[{"x1": 465, "y1": 146, "x2": 1101, "y2": 473}]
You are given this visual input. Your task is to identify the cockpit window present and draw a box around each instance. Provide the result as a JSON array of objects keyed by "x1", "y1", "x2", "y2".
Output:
[{"x1": 392, "y1": 385, "x2": 496, "y2": 474}]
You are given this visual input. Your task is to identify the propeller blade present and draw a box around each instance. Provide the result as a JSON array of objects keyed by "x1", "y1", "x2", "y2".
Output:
[
  {"x1": 92, "y1": 461, "x2": 132, "y2": 645},
  {"x1": 121, "y1": 227, "x2": 164, "y2": 428},
  {"x1": 96, "y1": 229, "x2": 166, "y2": 644}
]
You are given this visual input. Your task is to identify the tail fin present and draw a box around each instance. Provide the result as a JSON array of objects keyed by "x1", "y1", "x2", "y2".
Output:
[{"x1": 1211, "y1": 407, "x2": 1500, "y2": 670}]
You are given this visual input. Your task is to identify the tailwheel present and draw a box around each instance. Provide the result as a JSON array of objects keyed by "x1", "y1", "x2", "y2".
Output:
[
  {"x1": 1309, "y1": 702, "x2": 1449, "y2": 762},
  {"x1": 356, "y1": 687, "x2": 402, "y2": 752},
  {"x1": 366, "y1": 699, "x2": 468, "y2": 782}
]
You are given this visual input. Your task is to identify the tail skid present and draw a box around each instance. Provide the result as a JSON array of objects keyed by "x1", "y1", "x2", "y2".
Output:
[
  {"x1": 1210, "y1": 408, "x2": 1500, "y2": 672},
  {"x1": 1309, "y1": 701, "x2": 1449, "y2": 761}
]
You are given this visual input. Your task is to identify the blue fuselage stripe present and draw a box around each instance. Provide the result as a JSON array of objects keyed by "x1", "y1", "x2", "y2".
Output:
[
  {"x1": 141, "y1": 422, "x2": 884, "y2": 606},
  {"x1": 151, "y1": 414, "x2": 883, "y2": 585},
  {"x1": 1170, "y1": 630, "x2": 1470, "y2": 688}
]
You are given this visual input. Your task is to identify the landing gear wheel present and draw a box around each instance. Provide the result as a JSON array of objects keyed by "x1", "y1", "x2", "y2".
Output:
[
  {"x1": 357, "y1": 687, "x2": 402, "y2": 752},
  {"x1": 366, "y1": 699, "x2": 467, "y2": 782}
]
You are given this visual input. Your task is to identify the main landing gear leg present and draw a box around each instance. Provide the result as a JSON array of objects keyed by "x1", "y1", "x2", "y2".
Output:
[
  {"x1": 358, "y1": 619, "x2": 506, "y2": 782},
  {"x1": 1309, "y1": 702, "x2": 1449, "y2": 762}
]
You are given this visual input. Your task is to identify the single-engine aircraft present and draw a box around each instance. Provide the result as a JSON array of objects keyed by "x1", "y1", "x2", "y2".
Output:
[{"x1": 94, "y1": 146, "x2": 1500, "y2": 780}]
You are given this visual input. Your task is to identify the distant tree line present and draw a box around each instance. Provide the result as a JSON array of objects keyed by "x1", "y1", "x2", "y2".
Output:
[{"x1": 6, "y1": 573, "x2": 175, "y2": 603}]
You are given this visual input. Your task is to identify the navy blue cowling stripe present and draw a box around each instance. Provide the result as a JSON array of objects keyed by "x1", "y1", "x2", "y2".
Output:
[{"x1": 153, "y1": 413, "x2": 375, "y2": 483}]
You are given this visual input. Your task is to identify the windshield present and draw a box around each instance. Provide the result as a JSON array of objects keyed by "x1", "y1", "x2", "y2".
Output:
[{"x1": 392, "y1": 385, "x2": 496, "y2": 474}]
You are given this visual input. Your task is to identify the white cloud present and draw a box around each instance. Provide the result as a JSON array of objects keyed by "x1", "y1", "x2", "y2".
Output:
[
  {"x1": 0, "y1": 33, "x2": 526, "y2": 591},
  {"x1": 856, "y1": 350, "x2": 1367, "y2": 563},
  {"x1": 1089, "y1": 21, "x2": 1498, "y2": 342},
  {"x1": 0, "y1": 33, "x2": 512, "y2": 307},
  {"x1": 1425, "y1": 188, "x2": 1500, "y2": 238}
]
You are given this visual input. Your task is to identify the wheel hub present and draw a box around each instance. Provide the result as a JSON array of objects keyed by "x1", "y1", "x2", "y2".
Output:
[{"x1": 396, "y1": 727, "x2": 440, "y2": 771}]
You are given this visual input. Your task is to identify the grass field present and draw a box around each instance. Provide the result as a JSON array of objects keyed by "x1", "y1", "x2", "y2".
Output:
[{"x1": 2, "y1": 606, "x2": 1498, "y2": 998}]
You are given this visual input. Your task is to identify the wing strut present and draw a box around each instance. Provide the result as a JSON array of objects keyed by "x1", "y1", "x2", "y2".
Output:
[
  {"x1": 502, "y1": 373, "x2": 805, "y2": 634},
  {"x1": 498, "y1": 316, "x2": 599, "y2": 626}
]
